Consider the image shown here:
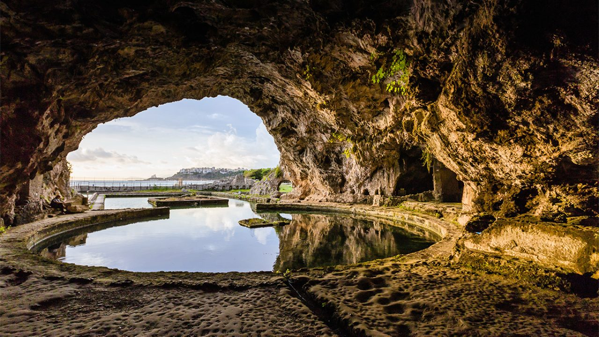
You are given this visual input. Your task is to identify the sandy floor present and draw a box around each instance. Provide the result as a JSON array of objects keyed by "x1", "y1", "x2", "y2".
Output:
[
  {"x1": 293, "y1": 260, "x2": 598, "y2": 336},
  {"x1": 1, "y1": 260, "x2": 596, "y2": 336},
  {"x1": 0, "y1": 269, "x2": 334, "y2": 336}
]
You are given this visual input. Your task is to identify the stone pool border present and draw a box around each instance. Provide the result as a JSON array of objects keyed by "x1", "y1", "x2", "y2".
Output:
[
  {"x1": 257, "y1": 201, "x2": 461, "y2": 263},
  {"x1": 0, "y1": 202, "x2": 461, "y2": 284}
]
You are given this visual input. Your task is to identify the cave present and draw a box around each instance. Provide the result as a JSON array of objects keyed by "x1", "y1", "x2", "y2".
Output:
[
  {"x1": 0, "y1": 1, "x2": 599, "y2": 223},
  {"x1": 2, "y1": 0, "x2": 597, "y2": 224},
  {"x1": 1, "y1": 1, "x2": 598, "y2": 335},
  {"x1": 432, "y1": 160, "x2": 463, "y2": 203},
  {"x1": 391, "y1": 146, "x2": 434, "y2": 196}
]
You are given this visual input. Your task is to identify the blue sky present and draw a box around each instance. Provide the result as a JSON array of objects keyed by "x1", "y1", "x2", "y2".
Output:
[{"x1": 67, "y1": 96, "x2": 280, "y2": 179}]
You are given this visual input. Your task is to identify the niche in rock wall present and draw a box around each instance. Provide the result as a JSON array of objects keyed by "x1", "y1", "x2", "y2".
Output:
[
  {"x1": 432, "y1": 160, "x2": 463, "y2": 202},
  {"x1": 392, "y1": 147, "x2": 434, "y2": 196}
]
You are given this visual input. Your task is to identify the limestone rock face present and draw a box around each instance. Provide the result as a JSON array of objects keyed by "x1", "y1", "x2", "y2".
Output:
[
  {"x1": 250, "y1": 171, "x2": 287, "y2": 196},
  {"x1": 1, "y1": 0, "x2": 597, "y2": 224}
]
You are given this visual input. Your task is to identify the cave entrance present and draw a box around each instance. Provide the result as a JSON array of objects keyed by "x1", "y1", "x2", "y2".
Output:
[
  {"x1": 432, "y1": 160, "x2": 464, "y2": 203},
  {"x1": 66, "y1": 97, "x2": 281, "y2": 190},
  {"x1": 392, "y1": 147, "x2": 434, "y2": 196},
  {"x1": 391, "y1": 147, "x2": 463, "y2": 203}
]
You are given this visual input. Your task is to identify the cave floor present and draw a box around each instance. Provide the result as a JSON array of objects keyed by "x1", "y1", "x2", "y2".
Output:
[
  {"x1": 0, "y1": 209, "x2": 597, "y2": 336},
  {"x1": 1, "y1": 260, "x2": 596, "y2": 336}
]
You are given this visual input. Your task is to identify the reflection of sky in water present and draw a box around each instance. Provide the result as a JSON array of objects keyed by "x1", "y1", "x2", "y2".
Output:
[
  {"x1": 50, "y1": 198, "x2": 435, "y2": 273},
  {"x1": 104, "y1": 197, "x2": 152, "y2": 209},
  {"x1": 63, "y1": 199, "x2": 279, "y2": 272}
]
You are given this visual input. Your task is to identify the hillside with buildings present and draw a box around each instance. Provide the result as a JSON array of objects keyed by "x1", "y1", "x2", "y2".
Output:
[{"x1": 166, "y1": 167, "x2": 246, "y2": 180}]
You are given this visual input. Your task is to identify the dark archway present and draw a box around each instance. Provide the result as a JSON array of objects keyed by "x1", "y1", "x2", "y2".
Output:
[{"x1": 278, "y1": 180, "x2": 293, "y2": 194}]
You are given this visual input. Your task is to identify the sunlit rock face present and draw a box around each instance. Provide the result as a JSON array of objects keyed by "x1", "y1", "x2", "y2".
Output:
[{"x1": 1, "y1": 0, "x2": 597, "y2": 224}]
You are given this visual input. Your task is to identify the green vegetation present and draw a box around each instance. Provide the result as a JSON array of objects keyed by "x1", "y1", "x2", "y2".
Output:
[
  {"x1": 244, "y1": 168, "x2": 273, "y2": 180},
  {"x1": 279, "y1": 183, "x2": 293, "y2": 193},
  {"x1": 303, "y1": 65, "x2": 312, "y2": 80},
  {"x1": 371, "y1": 49, "x2": 410, "y2": 95},
  {"x1": 329, "y1": 132, "x2": 356, "y2": 159},
  {"x1": 274, "y1": 166, "x2": 283, "y2": 178},
  {"x1": 0, "y1": 225, "x2": 6, "y2": 235},
  {"x1": 421, "y1": 147, "x2": 433, "y2": 173},
  {"x1": 228, "y1": 188, "x2": 250, "y2": 193},
  {"x1": 244, "y1": 166, "x2": 284, "y2": 181}
]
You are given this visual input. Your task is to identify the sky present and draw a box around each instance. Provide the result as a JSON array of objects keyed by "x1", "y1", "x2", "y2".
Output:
[{"x1": 67, "y1": 96, "x2": 280, "y2": 179}]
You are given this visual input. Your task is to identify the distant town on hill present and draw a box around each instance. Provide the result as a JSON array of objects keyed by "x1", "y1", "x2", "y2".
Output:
[{"x1": 147, "y1": 167, "x2": 246, "y2": 181}]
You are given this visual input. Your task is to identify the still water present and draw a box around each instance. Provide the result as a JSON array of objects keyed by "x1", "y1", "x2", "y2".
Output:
[
  {"x1": 104, "y1": 197, "x2": 153, "y2": 209},
  {"x1": 35, "y1": 199, "x2": 438, "y2": 273}
]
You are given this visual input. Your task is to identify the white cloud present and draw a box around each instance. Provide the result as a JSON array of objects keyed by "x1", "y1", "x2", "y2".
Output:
[
  {"x1": 226, "y1": 124, "x2": 237, "y2": 134},
  {"x1": 68, "y1": 148, "x2": 149, "y2": 164},
  {"x1": 253, "y1": 228, "x2": 272, "y2": 245},
  {"x1": 68, "y1": 98, "x2": 280, "y2": 179},
  {"x1": 208, "y1": 113, "x2": 224, "y2": 120},
  {"x1": 185, "y1": 123, "x2": 279, "y2": 169}
]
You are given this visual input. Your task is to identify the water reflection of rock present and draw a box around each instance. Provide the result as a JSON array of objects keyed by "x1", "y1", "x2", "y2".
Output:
[
  {"x1": 39, "y1": 233, "x2": 88, "y2": 261},
  {"x1": 257, "y1": 212, "x2": 288, "y2": 222},
  {"x1": 274, "y1": 214, "x2": 434, "y2": 272}
]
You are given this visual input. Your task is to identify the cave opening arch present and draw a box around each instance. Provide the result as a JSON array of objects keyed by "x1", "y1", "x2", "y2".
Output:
[{"x1": 66, "y1": 97, "x2": 281, "y2": 184}]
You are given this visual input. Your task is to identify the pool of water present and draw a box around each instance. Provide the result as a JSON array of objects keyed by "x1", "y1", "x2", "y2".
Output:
[
  {"x1": 34, "y1": 199, "x2": 438, "y2": 273},
  {"x1": 104, "y1": 197, "x2": 153, "y2": 209}
]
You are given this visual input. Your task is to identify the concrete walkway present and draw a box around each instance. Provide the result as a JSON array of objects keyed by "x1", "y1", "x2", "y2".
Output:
[{"x1": 90, "y1": 194, "x2": 105, "y2": 210}]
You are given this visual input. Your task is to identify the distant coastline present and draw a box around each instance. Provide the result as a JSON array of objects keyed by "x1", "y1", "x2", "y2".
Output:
[
  {"x1": 144, "y1": 177, "x2": 216, "y2": 181},
  {"x1": 146, "y1": 167, "x2": 246, "y2": 181}
]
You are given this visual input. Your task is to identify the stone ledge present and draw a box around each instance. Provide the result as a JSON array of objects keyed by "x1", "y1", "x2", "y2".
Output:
[
  {"x1": 25, "y1": 208, "x2": 170, "y2": 250},
  {"x1": 104, "y1": 192, "x2": 188, "y2": 198},
  {"x1": 460, "y1": 219, "x2": 599, "y2": 275}
]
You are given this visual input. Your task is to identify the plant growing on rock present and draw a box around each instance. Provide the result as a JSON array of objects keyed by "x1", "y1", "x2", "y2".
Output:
[
  {"x1": 303, "y1": 65, "x2": 312, "y2": 81},
  {"x1": 329, "y1": 132, "x2": 356, "y2": 159},
  {"x1": 371, "y1": 49, "x2": 410, "y2": 95},
  {"x1": 421, "y1": 147, "x2": 433, "y2": 173},
  {"x1": 274, "y1": 166, "x2": 283, "y2": 178}
]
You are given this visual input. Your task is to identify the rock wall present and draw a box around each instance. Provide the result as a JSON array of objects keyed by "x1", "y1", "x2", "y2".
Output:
[
  {"x1": 250, "y1": 170, "x2": 287, "y2": 196},
  {"x1": 1, "y1": 0, "x2": 597, "y2": 224},
  {"x1": 11, "y1": 158, "x2": 72, "y2": 225}
]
